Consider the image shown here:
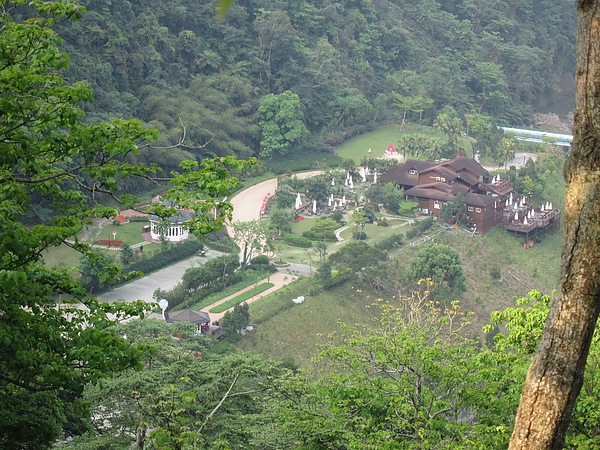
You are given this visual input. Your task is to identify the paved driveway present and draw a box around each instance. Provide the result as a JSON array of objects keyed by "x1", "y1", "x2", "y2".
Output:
[
  {"x1": 98, "y1": 250, "x2": 223, "y2": 303},
  {"x1": 99, "y1": 172, "x2": 319, "y2": 307}
]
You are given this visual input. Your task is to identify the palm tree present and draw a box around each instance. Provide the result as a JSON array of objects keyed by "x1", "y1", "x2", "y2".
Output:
[
  {"x1": 499, "y1": 136, "x2": 517, "y2": 168},
  {"x1": 434, "y1": 113, "x2": 464, "y2": 155}
]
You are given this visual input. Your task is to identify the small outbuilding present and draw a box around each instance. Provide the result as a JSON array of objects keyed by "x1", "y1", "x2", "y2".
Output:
[
  {"x1": 165, "y1": 308, "x2": 211, "y2": 333},
  {"x1": 148, "y1": 202, "x2": 194, "y2": 242}
]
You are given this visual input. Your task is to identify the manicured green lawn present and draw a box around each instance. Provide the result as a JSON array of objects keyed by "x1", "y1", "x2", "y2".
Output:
[
  {"x1": 189, "y1": 271, "x2": 272, "y2": 310},
  {"x1": 335, "y1": 124, "x2": 454, "y2": 162},
  {"x1": 210, "y1": 283, "x2": 275, "y2": 313},
  {"x1": 43, "y1": 219, "x2": 160, "y2": 271},
  {"x1": 96, "y1": 221, "x2": 148, "y2": 246}
]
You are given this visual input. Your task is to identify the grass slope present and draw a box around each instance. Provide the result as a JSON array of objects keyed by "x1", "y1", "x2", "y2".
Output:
[{"x1": 238, "y1": 227, "x2": 563, "y2": 368}]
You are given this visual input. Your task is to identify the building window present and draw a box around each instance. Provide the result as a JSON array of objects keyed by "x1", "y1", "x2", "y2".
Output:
[
  {"x1": 434, "y1": 200, "x2": 441, "y2": 209},
  {"x1": 435, "y1": 176, "x2": 441, "y2": 181},
  {"x1": 408, "y1": 169, "x2": 417, "y2": 174},
  {"x1": 468, "y1": 207, "x2": 474, "y2": 212},
  {"x1": 475, "y1": 207, "x2": 482, "y2": 213},
  {"x1": 441, "y1": 177, "x2": 446, "y2": 182}
]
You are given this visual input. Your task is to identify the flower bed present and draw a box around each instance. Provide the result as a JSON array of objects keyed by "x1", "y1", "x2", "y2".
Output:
[{"x1": 95, "y1": 239, "x2": 124, "y2": 246}]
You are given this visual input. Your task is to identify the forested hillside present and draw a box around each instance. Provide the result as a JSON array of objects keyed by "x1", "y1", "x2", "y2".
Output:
[{"x1": 57, "y1": 0, "x2": 576, "y2": 169}]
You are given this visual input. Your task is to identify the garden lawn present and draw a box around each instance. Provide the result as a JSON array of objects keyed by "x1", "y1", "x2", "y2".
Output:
[
  {"x1": 96, "y1": 221, "x2": 148, "y2": 246},
  {"x1": 335, "y1": 124, "x2": 451, "y2": 162},
  {"x1": 210, "y1": 283, "x2": 274, "y2": 313},
  {"x1": 189, "y1": 271, "x2": 273, "y2": 310}
]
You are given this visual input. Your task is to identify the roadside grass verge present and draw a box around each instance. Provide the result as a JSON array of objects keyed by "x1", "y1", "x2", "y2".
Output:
[{"x1": 209, "y1": 283, "x2": 274, "y2": 313}]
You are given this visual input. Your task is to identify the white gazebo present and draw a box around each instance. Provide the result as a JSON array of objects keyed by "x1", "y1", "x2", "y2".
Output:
[{"x1": 148, "y1": 202, "x2": 194, "y2": 242}]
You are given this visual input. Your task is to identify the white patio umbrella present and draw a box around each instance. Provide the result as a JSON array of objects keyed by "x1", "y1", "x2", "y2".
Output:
[
  {"x1": 546, "y1": 201, "x2": 551, "y2": 210},
  {"x1": 331, "y1": 177, "x2": 335, "y2": 186},
  {"x1": 342, "y1": 195, "x2": 346, "y2": 205},
  {"x1": 328, "y1": 196, "x2": 332, "y2": 207},
  {"x1": 373, "y1": 171, "x2": 378, "y2": 183},
  {"x1": 295, "y1": 192, "x2": 302, "y2": 210},
  {"x1": 549, "y1": 202, "x2": 553, "y2": 210},
  {"x1": 312, "y1": 199, "x2": 317, "y2": 213},
  {"x1": 514, "y1": 211, "x2": 519, "y2": 221},
  {"x1": 523, "y1": 216, "x2": 529, "y2": 225},
  {"x1": 541, "y1": 204, "x2": 545, "y2": 212}
]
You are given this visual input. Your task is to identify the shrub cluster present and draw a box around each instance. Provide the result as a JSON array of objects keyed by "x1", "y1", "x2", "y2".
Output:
[
  {"x1": 406, "y1": 217, "x2": 435, "y2": 239},
  {"x1": 284, "y1": 234, "x2": 312, "y2": 247},
  {"x1": 248, "y1": 255, "x2": 278, "y2": 273},
  {"x1": 374, "y1": 233, "x2": 404, "y2": 251},
  {"x1": 205, "y1": 230, "x2": 239, "y2": 253},
  {"x1": 126, "y1": 240, "x2": 204, "y2": 277},
  {"x1": 301, "y1": 230, "x2": 337, "y2": 242}
]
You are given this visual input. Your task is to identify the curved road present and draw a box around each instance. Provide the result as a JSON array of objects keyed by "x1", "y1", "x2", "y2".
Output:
[{"x1": 98, "y1": 173, "x2": 318, "y2": 306}]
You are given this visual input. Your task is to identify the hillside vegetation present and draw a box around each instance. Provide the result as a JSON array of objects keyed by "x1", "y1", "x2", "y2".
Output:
[
  {"x1": 58, "y1": 0, "x2": 575, "y2": 175},
  {"x1": 239, "y1": 227, "x2": 562, "y2": 367}
]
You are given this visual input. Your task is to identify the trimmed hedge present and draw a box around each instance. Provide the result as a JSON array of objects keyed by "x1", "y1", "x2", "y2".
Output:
[
  {"x1": 301, "y1": 230, "x2": 337, "y2": 241},
  {"x1": 125, "y1": 240, "x2": 204, "y2": 278},
  {"x1": 283, "y1": 234, "x2": 312, "y2": 247}
]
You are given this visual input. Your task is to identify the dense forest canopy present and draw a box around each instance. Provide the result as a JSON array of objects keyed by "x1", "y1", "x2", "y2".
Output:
[{"x1": 57, "y1": 0, "x2": 576, "y2": 168}]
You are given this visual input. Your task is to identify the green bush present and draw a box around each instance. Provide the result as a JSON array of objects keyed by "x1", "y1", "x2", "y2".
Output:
[
  {"x1": 284, "y1": 234, "x2": 313, "y2": 247},
  {"x1": 374, "y1": 233, "x2": 404, "y2": 250},
  {"x1": 249, "y1": 255, "x2": 270, "y2": 265},
  {"x1": 126, "y1": 240, "x2": 204, "y2": 278},
  {"x1": 406, "y1": 228, "x2": 418, "y2": 239},
  {"x1": 489, "y1": 266, "x2": 502, "y2": 280},
  {"x1": 204, "y1": 230, "x2": 238, "y2": 253},
  {"x1": 353, "y1": 231, "x2": 368, "y2": 240},
  {"x1": 301, "y1": 230, "x2": 337, "y2": 241},
  {"x1": 406, "y1": 217, "x2": 436, "y2": 240}
]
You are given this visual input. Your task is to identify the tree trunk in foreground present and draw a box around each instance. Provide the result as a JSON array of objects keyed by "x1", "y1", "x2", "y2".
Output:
[{"x1": 509, "y1": 2, "x2": 600, "y2": 449}]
